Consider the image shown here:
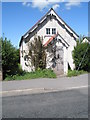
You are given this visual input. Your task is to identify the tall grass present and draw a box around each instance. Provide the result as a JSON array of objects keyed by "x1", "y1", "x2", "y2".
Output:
[
  {"x1": 67, "y1": 70, "x2": 87, "y2": 77},
  {"x1": 5, "y1": 69, "x2": 56, "y2": 81}
]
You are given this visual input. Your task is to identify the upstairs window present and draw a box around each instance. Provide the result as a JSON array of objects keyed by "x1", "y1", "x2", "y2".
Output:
[
  {"x1": 52, "y1": 28, "x2": 56, "y2": 34},
  {"x1": 46, "y1": 28, "x2": 50, "y2": 34}
]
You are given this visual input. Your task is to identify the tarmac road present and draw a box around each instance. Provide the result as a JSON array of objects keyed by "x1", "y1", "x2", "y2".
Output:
[{"x1": 2, "y1": 87, "x2": 88, "y2": 118}]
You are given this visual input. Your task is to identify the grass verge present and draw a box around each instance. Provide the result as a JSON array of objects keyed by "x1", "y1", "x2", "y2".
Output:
[
  {"x1": 67, "y1": 70, "x2": 87, "y2": 77},
  {"x1": 4, "y1": 69, "x2": 56, "y2": 81}
]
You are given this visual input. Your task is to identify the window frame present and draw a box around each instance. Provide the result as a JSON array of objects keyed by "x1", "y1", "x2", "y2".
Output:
[
  {"x1": 46, "y1": 28, "x2": 50, "y2": 35},
  {"x1": 52, "y1": 28, "x2": 56, "y2": 34}
]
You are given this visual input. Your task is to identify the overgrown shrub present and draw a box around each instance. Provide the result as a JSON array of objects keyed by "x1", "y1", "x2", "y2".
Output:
[
  {"x1": 0, "y1": 37, "x2": 20, "y2": 79},
  {"x1": 73, "y1": 42, "x2": 90, "y2": 72},
  {"x1": 28, "y1": 36, "x2": 46, "y2": 70},
  {"x1": 67, "y1": 70, "x2": 87, "y2": 77},
  {"x1": 17, "y1": 64, "x2": 25, "y2": 75},
  {"x1": 4, "y1": 69, "x2": 56, "y2": 81}
]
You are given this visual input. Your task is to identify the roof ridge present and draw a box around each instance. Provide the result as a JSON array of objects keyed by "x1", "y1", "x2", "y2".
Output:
[{"x1": 23, "y1": 8, "x2": 52, "y2": 38}]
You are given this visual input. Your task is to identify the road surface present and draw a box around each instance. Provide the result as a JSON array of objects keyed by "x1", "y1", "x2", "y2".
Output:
[{"x1": 2, "y1": 87, "x2": 88, "y2": 118}]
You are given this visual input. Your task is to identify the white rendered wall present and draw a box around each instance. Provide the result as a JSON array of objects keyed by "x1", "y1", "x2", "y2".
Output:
[{"x1": 20, "y1": 15, "x2": 78, "y2": 73}]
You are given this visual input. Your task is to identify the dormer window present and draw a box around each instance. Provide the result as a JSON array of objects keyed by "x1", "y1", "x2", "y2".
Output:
[
  {"x1": 46, "y1": 28, "x2": 50, "y2": 34},
  {"x1": 52, "y1": 28, "x2": 56, "y2": 34}
]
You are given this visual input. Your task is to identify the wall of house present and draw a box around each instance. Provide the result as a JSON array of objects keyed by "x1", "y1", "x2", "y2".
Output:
[
  {"x1": 20, "y1": 40, "x2": 33, "y2": 72},
  {"x1": 20, "y1": 11, "x2": 78, "y2": 74},
  {"x1": 45, "y1": 39, "x2": 68, "y2": 75},
  {"x1": 36, "y1": 17, "x2": 77, "y2": 71}
]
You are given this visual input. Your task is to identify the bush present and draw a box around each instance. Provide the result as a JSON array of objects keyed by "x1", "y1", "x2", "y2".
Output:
[
  {"x1": 17, "y1": 64, "x2": 25, "y2": 75},
  {"x1": 73, "y1": 42, "x2": 90, "y2": 72},
  {"x1": 28, "y1": 36, "x2": 46, "y2": 71},
  {"x1": 0, "y1": 37, "x2": 20, "y2": 79},
  {"x1": 67, "y1": 70, "x2": 87, "y2": 77}
]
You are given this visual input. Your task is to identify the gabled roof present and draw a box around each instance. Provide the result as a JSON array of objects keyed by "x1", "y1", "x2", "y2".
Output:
[
  {"x1": 19, "y1": 9, "x2": 51, "y2": 47},
  {"x1": 83, "y1": 37, "x2": 90, "y2": 41},
  {"x1": 52, "y1": 8, "x2": 79, "y2": 38},
  {"x1": 19, "y1": 8, "x2": 79, "y2": 47},
  {"x1": 23, "y1": 9, "x2": 52, "y2": 38},
  {"x1": 44, "y1": 33, "x2": 69, "y2": 48}
]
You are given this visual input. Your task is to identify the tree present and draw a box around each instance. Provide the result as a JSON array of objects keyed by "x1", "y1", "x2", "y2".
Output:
[
  {"x1": 0, "y1": 37, "x2": 20, "y2": 79},
  {"x1": 28, "y1": 36, "x2": 46, "y2": 70},
  {"x1": 76, "y1": 35, "x2": 84, "y2": 45},
  {"x1": 73, "y1": 42, "x2": 90, "y2": 72},
  {"x1": 0, "y1": 39, "x2": 2, "y2": 73}
]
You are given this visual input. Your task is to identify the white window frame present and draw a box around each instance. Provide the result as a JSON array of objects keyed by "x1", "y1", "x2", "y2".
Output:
[
  {"x1": 46, "y1": 28, "x2": 50, "y2": 34},
  {"x1": 52, "y1": 28, "x2": 56, "y2": 34}
]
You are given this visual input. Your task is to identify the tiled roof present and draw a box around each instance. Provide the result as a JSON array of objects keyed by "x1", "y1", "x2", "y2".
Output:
[
  {"x1": 44, "y1": 33, "x2": 69, "y2": 47},
  {"x1": 44, "y1": 34, "x2": 57, "y2": 47}
]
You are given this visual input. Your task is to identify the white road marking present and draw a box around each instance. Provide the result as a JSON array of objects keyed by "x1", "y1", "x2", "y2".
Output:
[
  {"x1": 1, "y1": 88, "x2": 45, "y2": 94},
  {"x1": 62, "y1": 85, "x2": 88, "y2": 91},
  {"x1": 0, "y1": 85, "x2": 89, "y2": 95}
]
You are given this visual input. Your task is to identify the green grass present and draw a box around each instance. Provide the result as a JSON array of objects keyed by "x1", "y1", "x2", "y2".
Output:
[
  {"x1": 67, "y1": 70, "x2": 87, "y2": 77},
  {"x1": 4, "y1": 69, "x2": 56, "y2": 81}
]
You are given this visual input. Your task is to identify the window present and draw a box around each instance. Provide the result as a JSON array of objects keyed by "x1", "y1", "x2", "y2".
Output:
[
  {"x1": 46, "y1": 28, "x2": 50, "y2": 34},
  {"x1": 52, "y1": 28, "x2": 56, "y2": 34},
  {"x1": 57, "y1": 54, "x2": 59, "y2": 59}
]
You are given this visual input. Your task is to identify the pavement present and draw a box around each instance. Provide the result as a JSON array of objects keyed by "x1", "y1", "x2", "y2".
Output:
[{"x1": 1, "y1": 73, "x2": 88, "y2": 96}]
